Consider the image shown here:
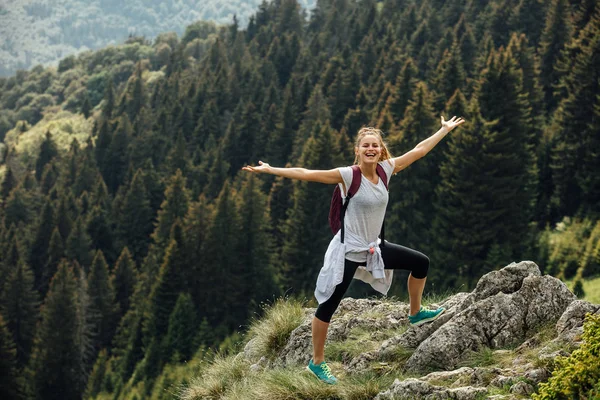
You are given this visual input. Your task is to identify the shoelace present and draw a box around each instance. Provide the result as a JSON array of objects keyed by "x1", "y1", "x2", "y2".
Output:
[{"x1": 321, "y1": 363, "x2": 334, "y2": 378}]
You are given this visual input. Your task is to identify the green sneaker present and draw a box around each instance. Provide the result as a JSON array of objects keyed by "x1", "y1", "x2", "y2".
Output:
[
  {"x1": 307, "y1": 359, "x2": 338, "y2": 384},
  {"x1": 408, "y1": 306, "x2": 445, "y2": 326}
]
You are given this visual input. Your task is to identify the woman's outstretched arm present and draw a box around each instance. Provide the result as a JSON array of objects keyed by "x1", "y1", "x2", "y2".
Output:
[
  {"x1": 242, "y1": 161, "x2": 343, "y2": 184},
  {"x1": 392, "y1": 115, "x2": 465, "y2": 173}
]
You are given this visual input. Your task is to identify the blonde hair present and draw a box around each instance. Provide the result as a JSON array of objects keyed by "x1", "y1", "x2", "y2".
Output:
[{"x1": 353, "y1": 127, "x2": 394, "y2": 165}]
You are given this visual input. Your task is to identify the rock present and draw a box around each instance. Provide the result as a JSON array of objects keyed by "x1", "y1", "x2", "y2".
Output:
[
  {"x1": 556, "y1": 300, "x2": 600, "y2": 336},
  {"x1": 460, "y1": 261, "x2": 541, "y2": 308},
  {"x1": 404, "y1": 267, "x2": 575, "y2": 373},
  {"x1": 420, "y1": 366, "x2": 503, "y2": 388},
  {"x1": 524, "y1": 368, "x2": 549, "y2": 384},
  {"x1": 510, "y1": 380, "x2": 535, "y2": 395},
  {"x1": 374, "y1": 378, "x2": 487, "y2": 400}
]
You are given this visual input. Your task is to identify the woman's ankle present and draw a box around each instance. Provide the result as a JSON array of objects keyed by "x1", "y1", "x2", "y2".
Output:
[{"x1": 312, "y1": 358, "x2": 325, "y2": 365}]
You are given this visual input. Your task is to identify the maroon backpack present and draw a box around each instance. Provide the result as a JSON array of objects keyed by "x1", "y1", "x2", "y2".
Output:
[{"x1": 328, "y1": 164, "x2": 388, "y2": 243}]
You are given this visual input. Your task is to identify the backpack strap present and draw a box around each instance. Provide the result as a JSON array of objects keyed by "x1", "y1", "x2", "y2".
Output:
[
  {"x1": 340, "y1": 166, "x2": 362, "y2": 244},
  {"x1": 376, "y1": 164, "x2": 389, "y2": 245}
]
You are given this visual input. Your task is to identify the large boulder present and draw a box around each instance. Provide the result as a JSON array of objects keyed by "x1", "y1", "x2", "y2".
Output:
[{"x1": 404, "y1": 269, "x2": 576, "y2": 372}]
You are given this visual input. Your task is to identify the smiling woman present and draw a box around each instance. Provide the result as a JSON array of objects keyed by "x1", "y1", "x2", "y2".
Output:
[{"x1": 242, "y1": 115, "x2": 465, "y2": 384}]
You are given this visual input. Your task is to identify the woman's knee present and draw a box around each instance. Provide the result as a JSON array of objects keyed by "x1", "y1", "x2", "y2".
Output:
[{"x1": 413, "y1": 253, "x2": 429, "y2": 279}]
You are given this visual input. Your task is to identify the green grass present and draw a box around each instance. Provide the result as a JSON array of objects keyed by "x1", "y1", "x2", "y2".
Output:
[
  {"x1": 563, "y1": 275, "x2": 600, "y2": 304},
  {"x1": 179, "y1": 358, "x2": 399, "y2": 400},
  {"x1": 245, "y1": 297, "x2": 306, "y2": 360}
]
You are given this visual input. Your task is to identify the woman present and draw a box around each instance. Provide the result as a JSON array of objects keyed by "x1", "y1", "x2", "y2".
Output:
[{"x1": 242, "y1": 116, "x2": 465, "y2": 384}]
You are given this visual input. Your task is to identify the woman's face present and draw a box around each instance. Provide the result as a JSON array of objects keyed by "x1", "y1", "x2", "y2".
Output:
[{"x1": 355, "y1": 134, "x2": 381, "y2": 165}]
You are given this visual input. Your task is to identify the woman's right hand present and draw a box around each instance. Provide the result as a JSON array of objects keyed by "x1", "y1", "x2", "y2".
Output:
[{"x1": 242, "y1": 160, "x2": 271, "y2": 174}]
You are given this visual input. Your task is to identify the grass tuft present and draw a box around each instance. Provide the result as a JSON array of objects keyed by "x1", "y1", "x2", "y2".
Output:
[
  {"x1": 246, "y1": 297, "x2": 306, "y2": 360},
  {"x1": 179, "y1": 354, "x2": 249, "y2": 400}
]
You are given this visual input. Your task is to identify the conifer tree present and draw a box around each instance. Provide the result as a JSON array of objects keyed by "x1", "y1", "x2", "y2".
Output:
[
  {"x1": 235, "y1": 174, "x2": 280, "y2": 318},
  {"x1": 0, "y1": 313, "x2": 23, "y2": 400},
  {"x1": 55, "y1": 193, "x2": 74, "y2": 240},
  {"x1": 182, "y1": 195, "x2": 213, "y2": 308},
  {"x1": 0, "y1": 260, "x2": 38, "y2": 367},
  {"x1": 508, "y1": 0, "x2": 547, "y2": 45},
  {"x1": 537, "y1": 0, "x2": 572, "y2": 113},
  {"x1": 111, "y1": 247, "x2": 137, "y2": 321},
  {"x1": 102, "y1": 75, "x2": 115, "y2": 120},
  {"x1": 35, "y1": 131, "x2": 58, "y2": 180},
  {"x1": 550, "y1": 16, "x2": 600, "y2": 217},
  {"x1": 144, "y1": 226, "x2": 186, "y2": 352},
  {"x1": 115, "y1": 169, "x2": 153, "y2": 262},
  {"x1": 291, "y1": 84, "x2": 331, "y2": 160},
  {"x1": 29, "y1": 260, "x2": 83, "y2": 400},
  {"x1": 86, "y1": 204, "x2": 116, "y2": 264},
  {"x1": 222, "y1": 101, "x2": 261, "y2": 173},
  {"x1": 476, "y1": 47, "x2": 536, "y2": 257},
  {"x1": 386, "y1": 58, "x2": 419, "y2": 123},
  {"x1": 103, "y1": 115, "x2": 132, "y2": 193},
  {"x1": 165, "y1": 292, "x2": 197, "y2": 362},
  {"x1": 199, "y1": 181, "x2": 241, "y2": 331},
  {"x1": 507, "y1": 33, "x2": 545, "y2": 140},
  {"x1": 72, "y1": 153, "x2": 98, "y2": 198},
  {"x1": 94, "y1": 119, "x2": 112, "y2": 173},
  {"x1": 40, "y1": 163, "x2": 58, "y2": 195},
  {"x1": 88, "y1": 250, "x2": 118, "y2": 352},
  {"x1": 73, "y1": 263, "x2": 95, "y2": 394},
  {"x1": 152, "y1": 170, "x2": 190, "y2": 248},
  {"x1": 433, "y1": 42, "x2": 466, "y2": 111},
  {"x1": 41, "y1": 228, "x2": 64, "y2": 296},
  {"x1": 65, "y1": 216, "x2": 94, "y2": 270},
  {"x1": 29, "y1": 200, "x2": 54, "y2": 290},
  {"x1": 3, "y1": 186, "x2": 34, "y2": 228},
  {"x1": 432, "y1": 101, "x2": 501, "y2": 288},
  {"x1": 205, "y1": 143, "x2": 230, "y2": 200},
  {"x1": 84, "y1": 348, "x2": 108, "y2": 399},
  {"x1": 387, "y1": 82, "x2": 438, "y2": 250},
  {"x1": 281, "y1": 123, "x2": 337, "y2": 294},
  {"x1": 81, "y1": 91, "x2": 92, "y2": 119},
  {"x1": 0, "y1": 166, "x2": 16, "y2": 201}
]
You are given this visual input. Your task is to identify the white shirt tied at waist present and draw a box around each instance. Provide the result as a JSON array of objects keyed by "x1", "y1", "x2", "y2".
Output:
[{"x1": 315, "y1": 229, "x2": 394, "y2": 304}]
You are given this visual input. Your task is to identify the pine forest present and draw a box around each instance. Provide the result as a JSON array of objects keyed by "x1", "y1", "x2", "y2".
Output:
[{"x1": 0, "y1": 0, "x2": 599, "y2": 399}]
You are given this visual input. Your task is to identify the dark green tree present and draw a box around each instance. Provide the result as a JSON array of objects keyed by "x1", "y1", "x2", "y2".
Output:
[
  {"x1": 65, "y1": 216, "x2": 94, "y2": 270},
  {"x1": 550, "y1": 17, "x2": 600, "y2": 217},
  {"x1": 86, "y1": 205, "x2": 116, "y2": 264},
  {"x1": 165, "y1": 292, "x2": 197, "y2": 362},
  {"x1": 0, "y1": 260, "x2": 38, "y2": 367},
  {"x1": 88, "y1": 250, "x2": 118, "y2": 352},
  {"x1": 28, "y1": 260, "x2": 83, "y2": 400},
  {"x1": 102, "y1": 115, "x2": 132, "y2": 193},
  {"x1": 116, "y1": 169, "x2": 154, "y2": 262},
  {"x1": 199, "y1": 181, "x2": 241, "y2": 330},
  {"x1": 476, "y1": 47, "x2": 536, "y2": 258},
  {"x1": 152, "y1": 169, "x2": 190, "y2": 249},
  {"x1": 41, "y1": 228, "x2": 64, "y2": 296},
  {"x1": 35, "y1": 131, "x2": 58, "y2": 180},
  {"x1": 281, "y1": 123, "x2": 337, "y2": 294},
  {"x1": 537, "y1": 0, "x2": 573, "y2": 113},
  {"x1": 29, "y1": 200, "x2": 54, "y2": 290},
  {"x1": 387, "y1": 82, "x2": 438, "y2": 251},
  {"x1": 111, "y1": 247, "x2": 137, "y2": 321},
  {"x1": 0, "y1": 314, "x2": 23, "y2": 400}
]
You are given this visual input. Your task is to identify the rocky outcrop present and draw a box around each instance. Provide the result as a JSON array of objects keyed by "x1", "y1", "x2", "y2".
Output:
[
  {"x1": 404, "y1": 272, "x2": 576, "y2": 372},
  {"x1": 244, "y1": 261, "x2": 596, "y2": 399}
]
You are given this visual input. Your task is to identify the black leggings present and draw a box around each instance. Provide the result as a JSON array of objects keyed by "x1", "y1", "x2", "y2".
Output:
[{"x1": 315, "y1": 241, "x2": 429, "y2": 323}]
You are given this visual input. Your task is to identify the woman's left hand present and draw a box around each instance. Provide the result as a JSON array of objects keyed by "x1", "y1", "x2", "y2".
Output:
[{"x1": 441, "y1": 116, "x2": 465, "y2": 132}]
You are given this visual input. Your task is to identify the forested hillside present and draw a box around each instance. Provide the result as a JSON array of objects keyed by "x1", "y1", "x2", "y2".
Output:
[
  {"x1": 0, "y1": 0, "x2": 316, "y2": 76},
  {"x1": 0, "y1": 0, "x2": 599, "y2": 399}
]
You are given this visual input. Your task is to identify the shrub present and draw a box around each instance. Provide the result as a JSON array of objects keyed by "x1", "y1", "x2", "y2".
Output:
[{"x1": 533, "y1": 313, "x2": 600, "y2": 399}]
